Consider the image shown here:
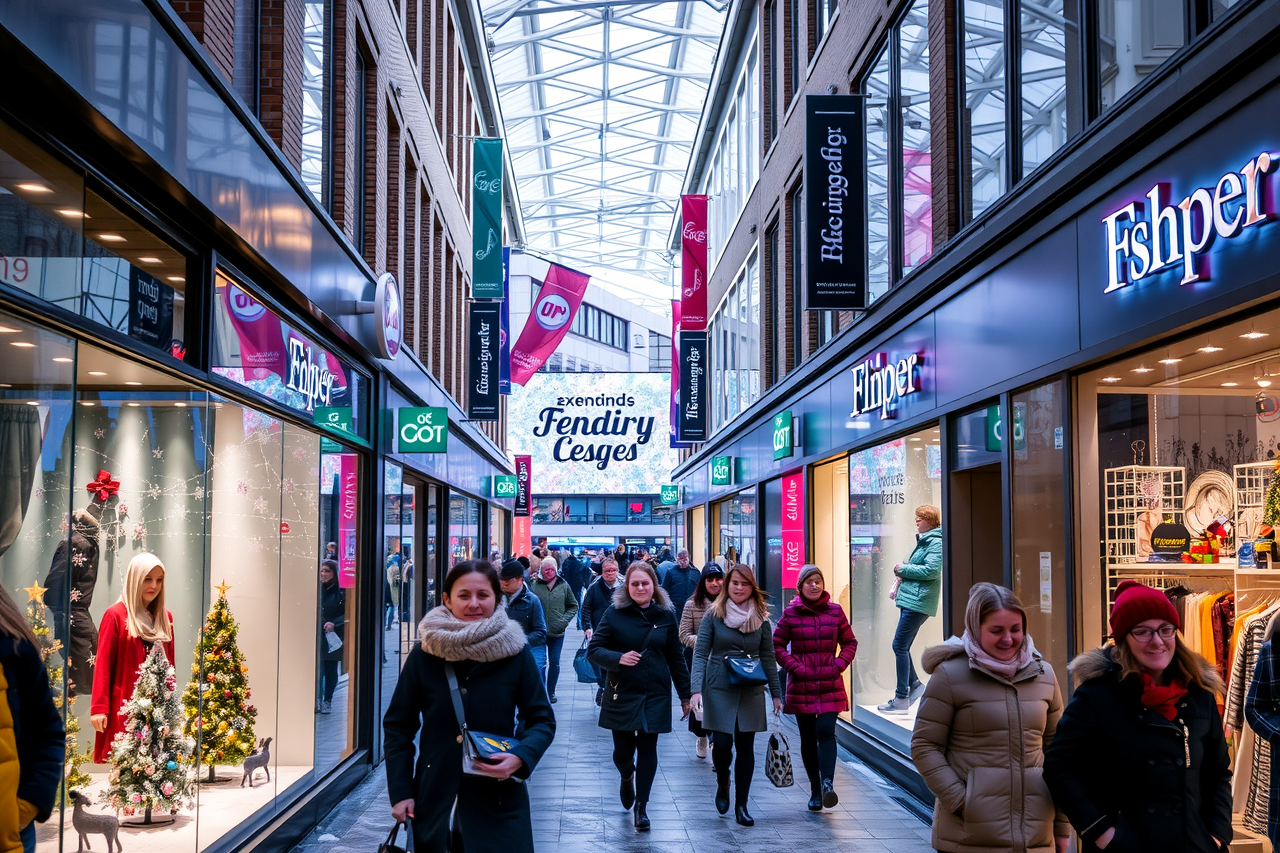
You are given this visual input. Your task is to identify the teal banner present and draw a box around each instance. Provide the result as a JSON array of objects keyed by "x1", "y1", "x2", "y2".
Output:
[{"x1": 472, "y1": 139, "x2": 504, "y2": 297}]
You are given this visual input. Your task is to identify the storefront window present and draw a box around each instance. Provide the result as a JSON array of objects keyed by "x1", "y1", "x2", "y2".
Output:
[
  {"x1": 713, "y1": 489, "x2": 757, "y2": 568},
  {"x1": 449, "y1": 494, "x2": 480, "y2": 564},
  {"x1": 489, "y1": 506, "x2": 507, "y2": 561},
  {"x1": 847, "y1": 426, "x2": 942, "y2": 749},
  {"x1": 812, "y1": 458, "x2": 852, "y2": 709},
  {"x1": 689, "y1": 505, "x2": 707, "y2": 566}
]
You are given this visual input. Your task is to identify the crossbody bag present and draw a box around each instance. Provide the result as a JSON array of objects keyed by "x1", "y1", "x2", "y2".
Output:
[{"x1": 443, "y1": 662, "x2": 522, "y2": 777}]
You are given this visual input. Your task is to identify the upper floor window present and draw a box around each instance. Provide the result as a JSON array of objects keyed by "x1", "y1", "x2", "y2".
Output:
[
  {"x1": 301, "y1": 0, "x2": 331, "y2": 210},
  {"x1": 648, "y1": 331, "x2": 672, "y2": 372},
  {"x1": 810, "y1": 0, "x2": 838, "y2": 58},
  {"x1": 570, "y1": 303, "x2": 627, "y2": 350},
  {"x1": 709, "y1": 252, "x2": 760, "y2": 433},
  {"x1": 704, "y1": 35, "x2": 760, "y2": 267}
]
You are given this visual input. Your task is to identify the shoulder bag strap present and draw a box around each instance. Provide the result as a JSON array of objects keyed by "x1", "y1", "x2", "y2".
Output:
[{"x1": 443, "y1": 662, "x2": 468, "y2": 737}]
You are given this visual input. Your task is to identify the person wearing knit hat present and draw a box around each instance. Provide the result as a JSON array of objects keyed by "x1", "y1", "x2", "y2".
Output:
[{"x1": 1044, "y1": 580, "x2": 1231, "y2": 853}]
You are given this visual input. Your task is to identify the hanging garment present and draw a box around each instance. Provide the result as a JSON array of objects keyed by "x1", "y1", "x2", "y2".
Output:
[
  {"x1": 1212, "y1": 594, "x2": 1236, "y2": 684},
  {"x1": 1243, "y1": 608, "x2": 1280, "y2": 848},
  {"x1": 1227, "y1": 604, "x2": 1280, "y2": 836}
]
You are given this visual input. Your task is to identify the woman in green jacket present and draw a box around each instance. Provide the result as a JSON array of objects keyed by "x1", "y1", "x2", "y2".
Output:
[{"x1": 879, "y1": 505, "x2": 942, "y2": 714}]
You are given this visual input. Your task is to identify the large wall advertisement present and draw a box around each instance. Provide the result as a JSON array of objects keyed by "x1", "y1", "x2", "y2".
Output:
[{"x1": 507, "y1": 373, "x2": 680, "y2": 495}]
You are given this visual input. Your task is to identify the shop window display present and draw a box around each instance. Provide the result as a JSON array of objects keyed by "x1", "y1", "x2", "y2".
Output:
[
  {"x1": 450, "y1": 495, "x2": 480, "y2": 564},
  {"x1": 714, "y1": 490, "x2": 756, "y2": 569},
  {"x1": 846, "y1": 428, "x2": 942, "y2": 750},
  {"x1": 1076, "y1": 303, "x2": 1280, "y2": 849}
]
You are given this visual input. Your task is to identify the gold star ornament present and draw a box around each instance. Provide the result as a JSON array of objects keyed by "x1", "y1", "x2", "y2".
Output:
[
  {"x1": 23, "y1": 581, "x2": 47, "y2": 605},
  {"x1": 214, "y1": 580, "x2": 232, "y2": 599}
]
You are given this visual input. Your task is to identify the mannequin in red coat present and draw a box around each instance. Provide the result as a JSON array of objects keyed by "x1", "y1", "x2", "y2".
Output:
[{"x1": 90, "y1": 553, "x2": 175, "y2": 763}]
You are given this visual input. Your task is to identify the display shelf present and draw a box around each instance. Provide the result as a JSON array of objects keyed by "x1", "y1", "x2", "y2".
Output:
[
  {"x1": 1104, "y1": 465, "x2": 1185, "y2": 563},
  {"x1": 1235, "y1": 463, "x2": 1275, "y2": 544}
]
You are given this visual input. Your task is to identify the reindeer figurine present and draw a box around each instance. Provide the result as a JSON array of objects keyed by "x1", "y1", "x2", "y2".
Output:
[
  {"x1": 70, "y1": 790, "x2": 121, "y2": 853},
  {"x1": 241, "y1": 736, "x2": 272, "y2": 788}
]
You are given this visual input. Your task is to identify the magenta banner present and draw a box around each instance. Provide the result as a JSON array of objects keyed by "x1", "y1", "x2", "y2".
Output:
[
  {"x1": 781, "y1": 470, "x2": 805, "y2": 591},
  {"x1": 680, "y1": 195, "x2": 708, "y2": 332},
  {"x1": 510, "y1": 262, "x2": 591, "y2": 386},
  {"x1": 222, "y1": 281, "x2": 286, "y2": 378},
  {"x1": 670, "y1": 299, "x2": 681, "y2": 438},
  {"x1": 338, "y1": 454, "x2": 358, "y2": 589}
]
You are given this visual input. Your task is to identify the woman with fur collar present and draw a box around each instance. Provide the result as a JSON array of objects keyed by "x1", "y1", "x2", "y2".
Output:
[
  {"x1": 383, "y1": 560, "x2": 555, "y2": 853},
  {"x1": 587, "y1": 561, "x2": 691, "y2": 831},
  {"x1": 911, "y1": 583, "x2": 1067, "y2": 853},
  {"x1": 1044, "y1": 581, "x2": 1231, "y2": 853}
]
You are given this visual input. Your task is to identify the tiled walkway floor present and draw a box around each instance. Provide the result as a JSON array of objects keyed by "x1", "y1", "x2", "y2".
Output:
[{"x1": 292, "y1": 627, "x2": 935, "y2": 853}]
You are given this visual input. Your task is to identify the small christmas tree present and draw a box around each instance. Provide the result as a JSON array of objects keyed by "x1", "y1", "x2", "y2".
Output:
[
  {"x1": 181, "y1": 581, "x2": 257, "y2": 781},
  {"x1": 23, "y1": 582, "x2": 91, "y2": 801},
  {"x1": 101, "y1": 643, "x2": 194, "y2": 822},
  {"x1": 1265, "y1": 467, "x2": 1280, "y2": 528}
]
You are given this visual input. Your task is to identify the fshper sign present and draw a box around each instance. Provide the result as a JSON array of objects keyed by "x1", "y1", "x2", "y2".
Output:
[{"x1": 398, "y1": 407, "x2": 448, "y2": 452}]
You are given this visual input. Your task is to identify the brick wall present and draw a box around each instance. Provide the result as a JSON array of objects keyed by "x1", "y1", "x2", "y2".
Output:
[
  {"x1": 259, "y1": 0, "x2": 305, "y2": 171},
  {"x1": 169, "y1": 0, "x2": 236, "y2": 82}
]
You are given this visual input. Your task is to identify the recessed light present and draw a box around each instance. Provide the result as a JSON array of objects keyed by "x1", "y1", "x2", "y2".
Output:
[
  {"x1": 0, "y1": 327, "x2": 20, "y2": 334},
  {"x1": 9, "y1": 342, "x2": 34, "y2": 348},
  {"x1": 1159, "y1": 357, "x2": 1182, "y2": 364},
  {"x1": 56, "y1": 208, "x2": 82, "y2": 218},
  {"x1": 87, "y1": 371, "x2": 107, "y2": 376},
  {"x1": 15, "y1": 183, "x2": 51, "y2": 193},
  {"x1": 1222, "y1": 382, "x2": 1240, "y2": 387},
  {"x1": 136, "y1": 257, "x2": 161, "y2": 264},
  {"x1": 1100, "y1": 376, "x2": 1122, "y2": 383},
  {"x1": 124, "y1": 381, "x2": 142, "y2": 386},
  {"x1": 127, "y1": 402, "x2": 140, "y2": 407},
  {"x1": 79, "y1": 401, "x2": 95, "y2": 406},
  {"x1": 51, "y1": 357, "x2": 71, "y2": 363},
  {"x1": 1131, "y1": 366, "x2": 1153, "y2": 374},
  {"x1": 909, "y1": 437, "x2": 921, "y2": 442},
  {"x1": 1199, "y1": 345, "x2": 1224, "y2": 353},
  {"x1": 25, "y1": 401, "x2": 38, "y2": 406},
  {"x1": 1259, "y1": 379, "x2": 1273, "y2": 388},
  {"x1": 174, "y1": 402, "x2": 187, "y2": 408},
  {"x1": 167, "y1": 276, "x2": 185, "y2": 283},
  {"x1": 96, "y1": 234, "x2": 126, "y2": 242},
  {"x1": 1242, "y1": 331, "x2": 1269, "y2": 340},
  {"x1": 0, "y1": 384, "x2": 9, "y2": 388}
]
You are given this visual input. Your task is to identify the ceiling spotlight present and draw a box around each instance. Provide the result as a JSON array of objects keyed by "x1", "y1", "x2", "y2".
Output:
[
  {"x1": 79, "y1": 401, "x2": 95, "y2": 406},
  {"x1": 1101, "y1": 376, "x2": 1122, "y2": 383},
  {"x1": 96, "y1": 233, "x2": 125, "y2": 242},
  {"x1": 51, "y1": 357, "x2": 71, "y2": 363},
  {"x1": 124, "y1": 381, "x2": 142, "y2": 386},
  {"x1": 1199, "y1": 344, "x2": 1224, "y2": 353},
  {"x1": 0, "y1": 327, "x2": 20, "y2": 334},
  {"x1": 25, "y1": 401, "x2": 38, "y2": 406},
  {"x1": 1159, "y1": 357, "x2": 1183, "y2": 364},
  {"x1": 1243, "y1": 329, "x2": 1269, "y2": 340},
  {"x1": 15, "y1": 183, "x2": 51, "y2": 193},
  {"x1": 9, "y1": 342, "x2": 34, "y2": 348},
  {"x1": 167, "y1": 276, "x2": 185, "y2": 283},
  {"x1": 175, "y1": 402, "x2": 187, "y2": 408},
  {"x1": 56, "y1": 209, "x2": 82, "y2": 218},
  {"x1": 136, "y1": 257, "x2": 162, "y2": 264},
  {"x1": 127, "y1": 402, "x2": 140, "y2": 407},
  {"x1": 1222, "y1": 382, "x2": 1240, "y2": 387},
  {"x1": 87, "y1": 371, "x2": 106, "y2": 376},
  {"x1": 1131, "y1": 365, "x2": 1153, "y2": 374},
  {"x1": 1259, "y1": 367, "x2": 1273, "y2": 388}
]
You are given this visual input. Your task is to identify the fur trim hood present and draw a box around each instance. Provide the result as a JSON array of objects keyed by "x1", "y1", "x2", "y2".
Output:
[
  {"x1": 1068, "y1": 644, "x2": 1226, "y2": 695},
  {"x1": 418, "y1": 605, "x2": 527, "y2": 662},
  {"x1": 611, "y1": 582, "x2": 674, "y2": 612}
]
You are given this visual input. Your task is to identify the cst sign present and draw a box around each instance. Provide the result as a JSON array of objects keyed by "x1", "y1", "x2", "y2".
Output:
[
  {"x1": 494, "y1": 475, "x2": 519, "y2": 498},
  {"x1": 398, "y1": 407, "x2": 448, "y2": 453}
]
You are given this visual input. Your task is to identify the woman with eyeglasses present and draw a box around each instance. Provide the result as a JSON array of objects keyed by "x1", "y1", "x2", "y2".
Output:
[{"x1": 1044, "y1": 581, "x2": 1232, "y2": 853}]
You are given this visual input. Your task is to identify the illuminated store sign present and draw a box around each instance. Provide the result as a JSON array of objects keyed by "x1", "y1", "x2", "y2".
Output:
[
  {"x1": 398, "y1": 407, "x2": 448, "y2": 453},
  {"x1": 851, "y1": 352, "x2": 922, "y2": 419},
  {"x1": 772, "y1": 411, "x2": 795, "y2": 461},
  {"x1": 711, "y1": 455, "x2": 734, "y2": 486},
  {"x1": 1103, "y1": 150, "x2": 1276, "y2": 293},
  {"x1": 494, "y1": 475, "x2": 519, "y2": 498}
]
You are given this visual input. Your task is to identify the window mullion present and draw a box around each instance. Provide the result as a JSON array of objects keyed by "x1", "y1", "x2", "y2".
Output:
[
  {"x1": 889, "y1": 26, "x2": 905, "y2": 286},
  {"x1": 1006, "y1": 0, "x2": 1023, "y2": 186}
]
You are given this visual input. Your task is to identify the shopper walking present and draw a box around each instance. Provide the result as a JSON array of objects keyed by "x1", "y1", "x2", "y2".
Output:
[
  {"x1": 530, "y1": 556, "x2": 578, "y2": 704},
  {"x1": 587, "y1": 561, "x2": 691, "y2": 832},
  {"x1": 911, "y1": 583, "x2": 1067, "y2": 853},
  {"x1": 661, "y1": 549, "x2": 700, "y2": 624},
  {"x1": 317, "y1": 559, "x2": 345, "y2": 715},
  {"x1": 880, "y1": 505, "x2": 943, "y2": 713},
  {"x1": 690, "y1": 565, "x2": 782, "y2": 827},
  {"x1": 582, "y1": 557, "x2": 622, "y2": 706},
  {"x1": 499, "y1": 559, "x2": 548, "y2": 674},
  {"x1": 1044, "y1": 580, "x2": 1231, "y2": 853},
  {"x1": 773, "y1": 565, "x2": 857, "y2": 810},
  {"x1": 384, "y1": 560, "x2": 555, "y2": 853},
  {"x1": 679, "y1": 562, "x2": 725, "y2": 758}
]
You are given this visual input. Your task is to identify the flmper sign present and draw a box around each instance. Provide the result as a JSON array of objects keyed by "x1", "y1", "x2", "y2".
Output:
[
  {"x1": 804, "y1": 95, "x2": 867, "y2": 309},
  {"x1": 1103, "y1": 150, "x2": 1277, "y2": 293},
  {"x1": 851, "y1": 351, "x2": 923, "y2": 419}
]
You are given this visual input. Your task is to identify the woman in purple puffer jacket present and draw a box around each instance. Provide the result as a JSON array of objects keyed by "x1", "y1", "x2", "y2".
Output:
[{"x1": 773, "y1": 564, "x2": 857, "y2": 812}]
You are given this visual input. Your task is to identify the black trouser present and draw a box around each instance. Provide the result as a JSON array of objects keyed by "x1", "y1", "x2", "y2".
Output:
[
  {"x1": 320, "y1": 660, "x2": 339, "y2": 702},
  {"x1": 612, "y1": 731, "x2": 659, "y2": 804},
  {"x1": 684, "y1": 648, "x2": 706, "y2": 737},
  {"x1": 712, "y1": 724, "x2": 756, "y2": 806},
  {"x1": 795, "y1": 711, "x2": 838, "y2": 794}
]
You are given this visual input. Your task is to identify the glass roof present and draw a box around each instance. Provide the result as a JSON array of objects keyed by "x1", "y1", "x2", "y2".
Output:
[{"x1": 481, "y1": 0, "x2": 727, "y2": 308}]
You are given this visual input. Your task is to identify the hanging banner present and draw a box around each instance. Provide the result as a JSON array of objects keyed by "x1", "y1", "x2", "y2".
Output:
[
  {"x1": 220, "y1": 281, "x2": 287, "y2": 379},
  {"x1": 680, "y1": 195, "x2": 708, "y2": 331},
  {"x1": 514, "y1": 454, "x2": 532, "y2": 517},
  {"x1": 677, "y1": 330, "x2": 708, "y2": 442},
  {"x1": 512, "y1": 515, "x2": 532, "y2": 558},
  {"x1": 467, "y1": 301, "x2": 501, "y2": 421},
  {"x1": 804, "y1": 95, "x2": 867, "y2": 309},
  {"x1": 670, "y1": 298, "x2": 683, "y2": 446},
  {"x1": 128, "y1": 268, "x2": 175, "y2": 351},
  {"x1": 500, "y1": 247, "x2": 512, "y2": 394},
  {"x1": 781, "y1": 469, "x2": 805, "y2": 590},
  {"x1": 509, "y1": 262, "x2": 591, "y2": 385},
  {"x1": 472, "y1": 138, "x2": 504, "y2": 297},
  {"x1": 338, "y1": 454, "x2": 359, "y2": 589}
]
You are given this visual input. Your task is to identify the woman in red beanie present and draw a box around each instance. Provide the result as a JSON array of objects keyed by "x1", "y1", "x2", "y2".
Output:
[{"x1": 1043, "y1": 580, "x2": 1231, "y2": 853}]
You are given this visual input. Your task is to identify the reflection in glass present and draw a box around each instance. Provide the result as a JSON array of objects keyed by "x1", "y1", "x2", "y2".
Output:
[
  {"x1": 715, "y1": 490, "x2": 757, "y2": 569},
  {"x1": 811, "y1": 459, "x2": 852, "y2": 717},
  {"x1": 1098, "y1": 0, "x2": 1184, "y2": 110},
  {"x1": 866, "y1": 47, "x2": 891, "y2": 302},
  {"x1": 900, "y1": 1, "x2": 932, "y2": 275},
  {"x1": 1020, "y1": 0, "x2": 1078, "y2": 174},
  {"x1": 964, "y1": 0, "x2": 1007, "y2": 219},
  {"x1": 316, "y1": 448, "x2": 358, "y2": 774},
  {"x1": 450, "y1": 495, "x2": 480, "y2": 564}
]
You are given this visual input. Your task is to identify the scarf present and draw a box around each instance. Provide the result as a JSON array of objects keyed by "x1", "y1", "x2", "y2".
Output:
[
  {"x1": 418, "y1": 605, "x2": 527, "y2": 662},
  {"x1": 724, "y1": 598, "x2": 764, "y2": 635},
  {"x1": 961, "y1": 631, "x2": 1035, "y2": 681},
  {"x1": 1139, "y1": 673, "x2": 1188, "y2": 721}
]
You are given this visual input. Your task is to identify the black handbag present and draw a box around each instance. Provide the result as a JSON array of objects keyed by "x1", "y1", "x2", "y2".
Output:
[
  {"x1": 724, "y1": 654, "x2": 768, "y2": 686},
  {"x1": 444, "y1": 663, "x2": 522, "y2": 776},
  {"x1": 379, "y1": 820, "x2": 413, "y2": 853}
]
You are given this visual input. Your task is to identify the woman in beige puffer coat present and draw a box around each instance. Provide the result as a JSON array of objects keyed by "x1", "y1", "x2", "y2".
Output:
[{"x1": 911, "y1": 583, "x2": 1069, "y2": 853}]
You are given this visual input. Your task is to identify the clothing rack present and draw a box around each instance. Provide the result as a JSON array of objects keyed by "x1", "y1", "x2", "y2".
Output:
[{"x1": 1106, "y1": 565, "x2": 1234, "y2": 608}]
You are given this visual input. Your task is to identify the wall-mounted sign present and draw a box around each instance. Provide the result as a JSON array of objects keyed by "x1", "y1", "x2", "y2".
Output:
[
  {"x1": 773, "y1": 411, "x2": 795, "y2": 460},
  {"x1": 514, "y1": 455, "x2": 532, "y2": 517},
  {"x1": 1103, "y1": 150, "x2": 1276, "y2": 293},
  {"x1": 711, "y1": 455, "x2": 734, "y2": 486},
  {"x1": 285, "y1": 337, "x2": 336, "y2": 411},
  {"x1": 338, "y1": 454, "x2": 358, "y2": 588},
  {"x1": 314, "y1": 406, "x2": 352, "y2": 434},
  {"x1": 851, "y1": 352, "x2": 922, "y2": 419},
  {"x1": 660, "y1": 485, "x2": 679, "y2": 505},
  {"x1": 128, "y1": 268, "x2": 175, "y2": 351},
  {"x1": 681, "y1": 195, "x2": 708, "y2": 330},
  {"x1": 678, "y1": 330, "x2": 708, "y2": 442},
  {"x1": 494, "y1": 475, "x2": 519, "y2": 499},
  {"x1": 375, "y1": 272, "x2": 403, "y2": 359},
  {"x1": 398, "y1": 407, "x2": 448, "y2": 453},
  {"x1": 467, "y1": 302, "x2": 501, "y2": 421},
  {"x1": 471, "y1": 139, "x2": 504, "y2": 297},
  {"x1": 804, "y1": 95, "x2": 867, "y2": 310},
  {"x1": 781, "y1": 470, "x2": 805, "y2": 590}
]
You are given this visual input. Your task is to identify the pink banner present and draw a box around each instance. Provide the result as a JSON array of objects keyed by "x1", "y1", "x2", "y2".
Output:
[
  {"x1": 510, "y1": 263, "x2": 591, "y2": 386},
  {"x1": 670, "y1": 299, "x2": 681, "y2": 438},
  {"x1": 223, "y1": 282, "x2": 286, "y2": 378},
  {"x1": 680, "y1": 195, "x2": 708, "y2": 332},
  {"x1": 338, "y1": 454, "x2": 358, "y2": 589},
  {"x1": 781, "y1": 470, "x2": 805, "y2": 591},
  {"x1": 512, "y1": 516, "x2": 532, "y2": 558}
]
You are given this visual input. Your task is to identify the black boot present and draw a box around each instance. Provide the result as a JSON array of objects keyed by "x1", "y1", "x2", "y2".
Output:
[
  {"x1": 821, "y1": 777, "x2": 839, "y2": 808},
  {"x1": 714, "y1": 770, "x2": 730, "y2": 815},
  {"x1": 633, "y1": 802, "x2": 650, "y2": 831},
  {"x1": 734, "y1": 804, "x2": 754, "y2": 826},
  {"x1": 807, "y1": 789, "x2": 823, "y2": 811},
  {"x1": 620, "y1": 774, "x2": 635, "y2": 810}
]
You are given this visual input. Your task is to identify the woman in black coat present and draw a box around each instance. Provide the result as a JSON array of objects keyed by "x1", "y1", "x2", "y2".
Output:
[
  {"x1": 317, "y1": 560, "x2": 345, "y2": 714},
  {"x1": 1044, "y1": 581, "x2": 1231, "y2": 853},
  {"x1": 588, "y1": 561, "x2": 691, "y2": 832},
  {"x1": 384, "y1": 560, "x2": 555, "y2": 853}
]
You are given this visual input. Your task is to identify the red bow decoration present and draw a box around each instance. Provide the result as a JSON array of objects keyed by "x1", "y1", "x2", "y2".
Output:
[{"x1": 85, "y1": 470, "x2": 120, "y2": 504}]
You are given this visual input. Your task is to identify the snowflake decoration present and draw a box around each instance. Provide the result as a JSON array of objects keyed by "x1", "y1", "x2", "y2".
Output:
[
  {"x1": 117, "y1": 503, "x2": 128, "y2": 517},
  {"x1": 282, "y1": 478, "x2": 294, "y2": 493},
  {"x1": 72, "y1": 552, "x2": 87, "y2": 568},
  {"x1": 69, "y1": 589, "x2": 82, "y2": 603},
  {"x1": 141, "y1": 429, "x2": 149, "y2": 441},
  {"x1": 59, "y1": 519, "x2": 69, "y2": 534},
  {"x1": 147, "y1": 485, "x2": 163, "y2": 499},
  {"x1": 293, "y1": 448, "x2": 308, "y2": 461},
  {"x1": 253, "y1": 497, "x2": 268, "y2": 514},
  {"x1": 236, "y1": 480, "x2": 250, "y2": 496},
  {"x1": 152, "y1": 447, "x2": 164, "y2": 460},
  {"x1": 94, "y1": 428, "x2": 105, "y2": 439},
  {"x1": 132, "y1": 523, "x2": 147, "y2": 541},
  {"x1": 33, "y1": 488, "x2": 43, "y2": 500},
  {"x1": 191, "y1": 486, "x2": 205, "y2": 501}
]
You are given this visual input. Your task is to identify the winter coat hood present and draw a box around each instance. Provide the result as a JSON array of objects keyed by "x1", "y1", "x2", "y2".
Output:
[
  {"x1": 1067, "y1": 644, "x2": 1226, "y2": 695},
  {"x1": 418, "y1": 606, "x2": 527, "y2": 662}
]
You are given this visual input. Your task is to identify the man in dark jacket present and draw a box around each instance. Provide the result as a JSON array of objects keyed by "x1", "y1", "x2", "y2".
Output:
[
  {"x1": 0, "y1": 632, "x2": 65, "y2": 851},
  {"x1": 660, "y1": 549, "x2": 700, "y2": 622},
  {"x1": 499, "y1": 560, "x2": 547, "y2": 674},
  {"x1": 561, "y1": 551, "x2": 591, "y2": 604}
]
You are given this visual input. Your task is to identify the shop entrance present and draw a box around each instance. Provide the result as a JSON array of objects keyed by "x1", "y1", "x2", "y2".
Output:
[{"x1": 947, "y1": 464, "x2": 1006, "y2": 628}]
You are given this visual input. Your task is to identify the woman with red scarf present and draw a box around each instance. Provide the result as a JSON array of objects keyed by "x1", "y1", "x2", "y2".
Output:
[{"x1": 1045, "y1": 581, "x2": 1232, "y2": 853}]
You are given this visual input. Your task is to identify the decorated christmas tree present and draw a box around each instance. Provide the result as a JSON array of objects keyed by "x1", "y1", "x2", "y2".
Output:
[
  {"x1": 23, "y1": 581, "x2": 92, "y2": 801},
  {"x1": 181, "y1": 581, "x2": 258, "y2": 781},
  {"x1": 101, "y1": 642, "x2": 194, "y2": 822},
  {"x1": 1265, "y1": 466, "x2": 1280, "y2": 528}
]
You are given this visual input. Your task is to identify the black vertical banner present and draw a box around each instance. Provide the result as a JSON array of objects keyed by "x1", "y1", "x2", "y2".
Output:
[
  {"x1": 467, "y1": 302, "x2": 501, "y2": 421},
  {"x1": 677, "y1": 330, "x2": 708, "y2": 442},
  {"x1": 128, "y1": 267, "x2": 175, "y2": 350},
  {"x1": 514, "y1": 455, "x2": 531, "y2": 517},
  {"x1": 804, "y1": 94, "x2": 867, "y2": 310}
]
